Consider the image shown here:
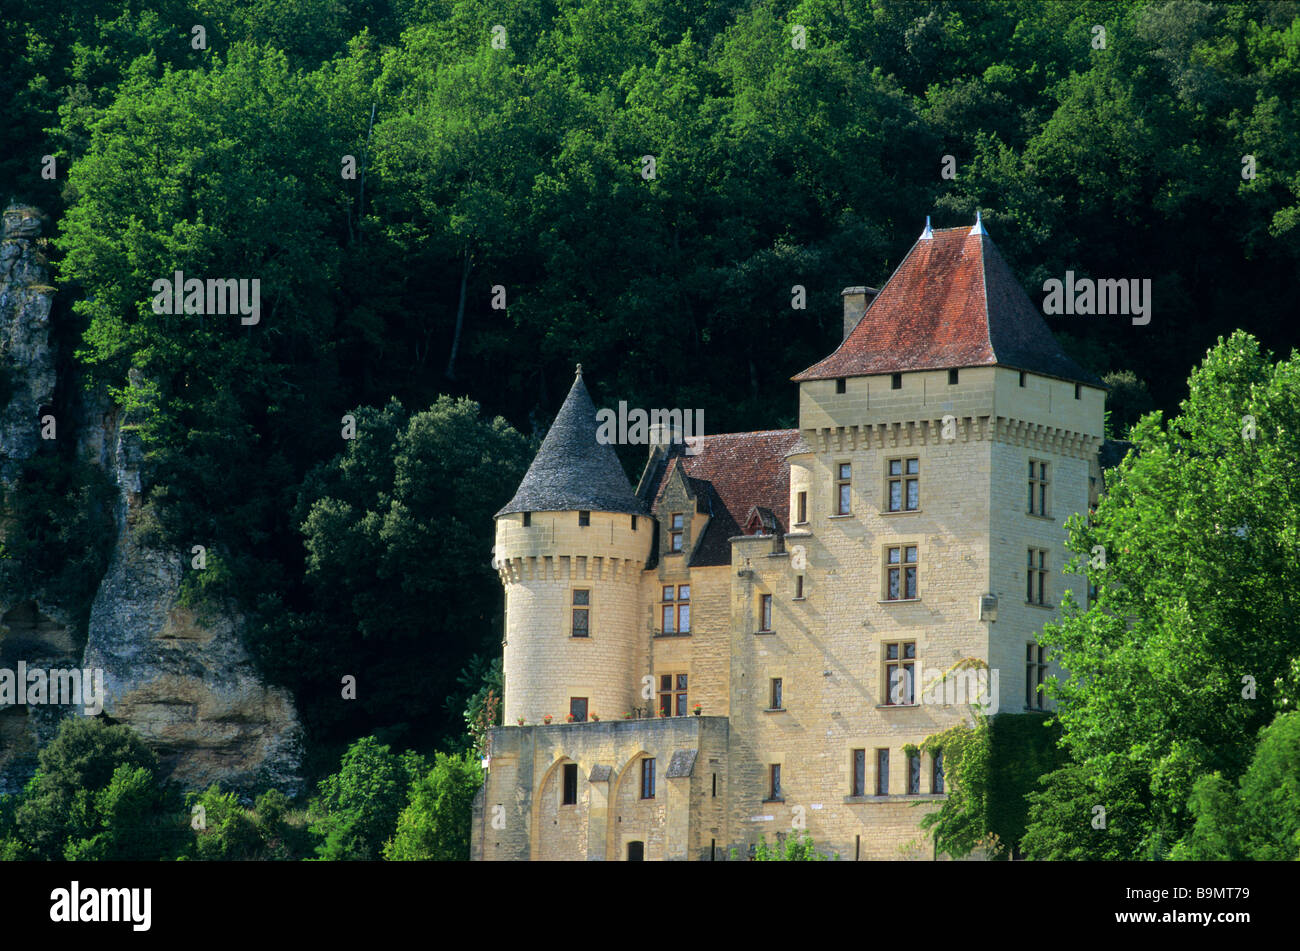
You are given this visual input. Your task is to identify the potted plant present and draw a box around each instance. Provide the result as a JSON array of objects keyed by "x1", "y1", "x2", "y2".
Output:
[
  {"x1": 590, "y1": 713, "x2": 600, "y2": 722},
  {"x1": 516, "y1": 717, "x2": 525, "y2": 726},
  {"x1": 542, "y1": 714, "x2": 553, "y2": 724},
  {"x1": 622, "y1": 712, "x2": 633, "y2": 720},
  {"x1": 693, "y1": 703, "x2": 702, "y2": 716},
  {"x1": 566, "y1": 713, "x2": 577, "y2": 722}
]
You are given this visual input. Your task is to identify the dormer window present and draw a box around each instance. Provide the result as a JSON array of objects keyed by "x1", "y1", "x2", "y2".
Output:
[
  {"x1": 669, "y1": 513, "x2": 684, "y2": 552},
  {"x1": 578, "y1": 510, "x2": 590, "y2": 527}
]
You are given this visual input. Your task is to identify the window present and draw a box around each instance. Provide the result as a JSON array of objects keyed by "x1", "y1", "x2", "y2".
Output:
[
  {"x1": 948, "y1": 369, "x2": 959, "y2": 385},
  {"x1": 794, "y1": 575, "x2": 804, "y2": 599},
  {"x1": 885, "y1": 546, "x2": 918, "y2": 600},
  {"x1": 796, "y1": 491, "x2": 807, "y2": 524},
  {"x1": 669, "y1": 513, "x2": 684, "y2": 552},
  {"x1": 562, "y1": 763, "x2": 578, "y2": 805},
  {"x1": 1018, "y1": 371, "x2": 1026, "y2": 387},
  {"x1": 627, "y1": 840, "x2": 644, "y2": 861},
  {"x1": 1027, "y1": 548, "x2": 1048, "y2": 605},
  {"x1": 768, "y1": 764, "x2": 782, "y2": 801},
  {"x1": 876, "y1": 749, "x2": 890, "y2": 795},
  {"x1": 571, "y1": 589, "x2": 590, "y2": 637},
  {"x1": 891, "y1": 373, "x2": 902, "y2": 389},
  {"x1": 522, "y1": 512, "x2": 531, "y2": 527},
  {"x1": 1075, "y1": 383, "x2": 1082, "y2": 399},
  {"x1": 835, "y1": 377, "x2": 846, "y2": 394},
  {"x1": 908, "y1": 751, "x2": 921, "y2": 794},
  {"x1": 884, "y1": 640, "x2": 916, "y2": 705},
  {"x1": 887, "y1": 457, "x2": 919, "y2": 512},
  {"x1": 658, "y1": 673, "x2": 688, "y2": 716},
  {"x1": 578, "y1": 510, "x2": 590, "y2": 527},
  {"x1": 770, "y1": 678, "x2": 783, "y2": 710},
  {"x1": 932, "y1": 750, "x2": 945, "y2": 794},
  {"x1": 1028, "y1": 460, "x2": 1049, "y2": 515},
  {"x1": 851, "y1": 749, "x2": 866, "y2": 797},
  {"x1": 640, "y1": 759, "x2": 655, "y2": 799},
  {"x1": 661, "y1": 584, "x2": 690, "y2": 634},
  {"x1": 1026, "y1": 643, "x2": 1048, "y2": 709},
  {"x1": 631, "y1": 515, "x2": 637, "y2": 530},
  {"x1": 569, "y1": 697, "x2": 587, "y2": 723},
  {"x1": 759, "y1": 593, "x2": 773, "y2": 632},
  {"x1": 836, "y1": 463, "x2": 852, "y2": 515}
]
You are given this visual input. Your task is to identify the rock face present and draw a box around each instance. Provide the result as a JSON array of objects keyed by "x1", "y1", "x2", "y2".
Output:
[
  {"x1": 83, "y1": 402, "x2": 305, "y2": 796},
  {"x1": 0, "y1": 205, "x2": 79, "y2": 792},
  {"x1": 0, "y1": 203, "x2": 304, "y2": 797}
]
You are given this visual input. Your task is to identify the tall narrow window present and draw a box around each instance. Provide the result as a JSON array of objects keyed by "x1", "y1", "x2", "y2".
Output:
[
  {"x1": 569, "y1": 697, "x2": 587, "y2": 722},
  {"x1": 835, "y1": 377, "x2": 847, "y2": 394},
  {"x1": 571, "y1": 589, "x2": 590, "y2": 637},
  {"x1": 887, "y1": 457, "x2": 919, "y2": 512},
  {"x1": 908, "y1": 751, "x2": 921, "y2": 794},
  {"x1": 794, "y1": 575, "x2": 804, "y2": 599},
  {"x1": 1018, "y1": 371, "x2": 1026, "y2": 387},
  {"x1": 885, "y1": 546, "x2": 919, "y2": 600},
  {"x1": 669, "y1": 513, "x2": 684, "y2": 552},
  {"x1": 836, "y1": 463, "x2": 852, "y2": 515},
  {"x1": 797, "y1": 491, "x2": 807, "y2": 524},
  {"x1": 891, "y1": 373, "x2": 902, "y2": 389},
  {"x1": 876, "y1": 749, "x2": 890, "y2": 795},
  {"x1": 1026, "y1": 643, "x2": 1048, "y2": 709},
  {"x1": 948, "y1": 369, "x2": 959, "y2": 385},
  {"x1": 1074, "y1": 383, "x2": 1082, "y2": 400},
  {"x1": 1027, "y1": 548, "x2": 1048, "y2": 604},
  {"x1": 884, "y1": 640, "x2": 916, "y2": 705},
  {"x1": 522, "y1": 512, "x2": 531, "y2": 527},
  {"x1": 578, "y1": 510, "x2": 590, "y2": 527},
  {"x1": 759, "y1": 593, "x2": 773, "y2": 632},
  {"x1": 1028, "y1": 460, "x2": 1049, "y2": 515},
  {"x1": 631, "y1": 515, "x2": 637, "y2": 531},
  {"x1": 658, "y1": 673, "x2": 687, "y2": 716},
  {"x1": 661, "y1": 585, "x2": 690, "y2": 633},
  {"x1": 562, "y1": 763, "x2": 578, "y2": 805},
  {"x1": 932, "y1": 750, "x2": 945, "y2": 794},
  {"x1": 770, "y1": 678, "x2": 783, "y2": 710},
  {"x1": 768, "y1": 764, "x2": 782, "y2": 801},
  {"x1": 640, "y1": 758, "x2": 656, "y2": 799},
  {"x1": 851, "y1": 749, "x2": 866, "y2": 797}
]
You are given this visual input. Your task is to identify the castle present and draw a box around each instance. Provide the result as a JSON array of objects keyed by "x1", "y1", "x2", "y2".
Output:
[{"x1": 471, "y1": 216, "x2": 1107, "y2": 861}]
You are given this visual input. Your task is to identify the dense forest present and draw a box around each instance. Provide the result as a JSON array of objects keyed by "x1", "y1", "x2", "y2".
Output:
[{"x1": 1, "y1": 0, "x2": 1298, "y2": 856}]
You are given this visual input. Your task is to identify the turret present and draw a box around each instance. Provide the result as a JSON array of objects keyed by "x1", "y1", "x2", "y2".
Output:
[{"x1": 493, "y1": 366, "x2": 651, "y2": 724}]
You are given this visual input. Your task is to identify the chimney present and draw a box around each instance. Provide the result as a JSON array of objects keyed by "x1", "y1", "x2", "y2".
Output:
[{"x1": 842, "y1": 286, "x2": 878, "y2": 340}]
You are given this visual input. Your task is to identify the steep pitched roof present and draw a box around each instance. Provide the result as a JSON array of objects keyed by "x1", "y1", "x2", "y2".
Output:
[
  {"x1": 793, "y1": 225, "x2": 1103, "y2": 386},
  {"x1": 650, "y1": 430, "x2": 800, "y2": 566},
  {"x1": 496, "y1": 368, "x2": 647, "y2": 518}
]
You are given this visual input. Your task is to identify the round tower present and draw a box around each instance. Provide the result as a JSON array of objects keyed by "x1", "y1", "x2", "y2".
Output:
[{"x1": 493, "y1": 366, "x2": 651, "y2": 724}]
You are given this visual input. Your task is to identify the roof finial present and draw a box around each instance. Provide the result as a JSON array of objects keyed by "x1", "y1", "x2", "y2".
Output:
[
  {"x1": 920, "y1": 215, "x2": 933, "y2": 240},
  {"x1": 575, "y1": 363, "x2": 583, "y2": 378},
  {"x1": 969, "y1": 209, "x2": 988, "y2": 236}
]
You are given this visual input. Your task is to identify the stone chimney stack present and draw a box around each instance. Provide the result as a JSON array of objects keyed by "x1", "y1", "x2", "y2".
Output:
[{"x1": 841, "y1": 286, "x2": 878, "y2": 340}]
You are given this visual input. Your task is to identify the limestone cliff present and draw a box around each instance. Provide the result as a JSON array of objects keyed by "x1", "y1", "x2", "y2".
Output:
[{"x1": 0, "y1": 204, "x2": 303, "y2": 796}]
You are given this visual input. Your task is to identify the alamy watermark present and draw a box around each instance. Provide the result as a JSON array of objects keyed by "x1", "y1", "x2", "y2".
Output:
[
  {"x1": 151, "y1": 270, "x2": 260, "y2": 325},
  {"x1": 0, "y1": 663, "x2": 104, "y2": 715},
  {"x1": 596, "y1": 402, "x2": 704, "y2": 455},
  {"x1": 891, "y1": 662, "x2": 1000, "y2": 714},
  {"x1": 1042, "y1": 271, "x2": 1151, "y2": 326}
]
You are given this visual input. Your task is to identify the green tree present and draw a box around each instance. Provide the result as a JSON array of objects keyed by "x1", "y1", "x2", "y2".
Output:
[
  {"x1": 308, "y1": 736, "x2": 425, "y2": 860},
  {"x1": 1025, "y1": 332, "x2": 1300, "y2": 858},
  {"x1": 383, "y1": 751, "x2": 482, "y2": 861}
]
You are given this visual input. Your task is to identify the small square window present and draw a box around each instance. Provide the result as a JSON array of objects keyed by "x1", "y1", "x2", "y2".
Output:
[
  {"x1": 948, "y1": 369, "x2": 959, "y2": 385},
  {"x1": 569, "y1": 697, "x2": 587, "y2": 722},
  {"x1": 578, "y1": 510, "x2": 590, "y2": 526},
  {"x1": 835, "y1": 377, "x2": 846, "y2": 394},
  {"x1": 891, "y1": 373, "x2": 902, "y2": 390}
]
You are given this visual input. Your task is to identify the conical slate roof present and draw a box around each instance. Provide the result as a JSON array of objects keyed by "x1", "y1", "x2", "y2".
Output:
[
  {"x1": 793, "y1": 223, "x2": 1103, "y2": 387},
  {"x1": 496, "y1": 367, "x2": 647, "y2": 518}
]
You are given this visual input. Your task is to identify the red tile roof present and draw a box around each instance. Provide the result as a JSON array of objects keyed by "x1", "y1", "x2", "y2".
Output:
[
  {"x1": 792, "y1": 226, "x2": 1102, "y2": 386},
  {"x1": 650, "y1": 430, "x2": 801, "y2": 566}
]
